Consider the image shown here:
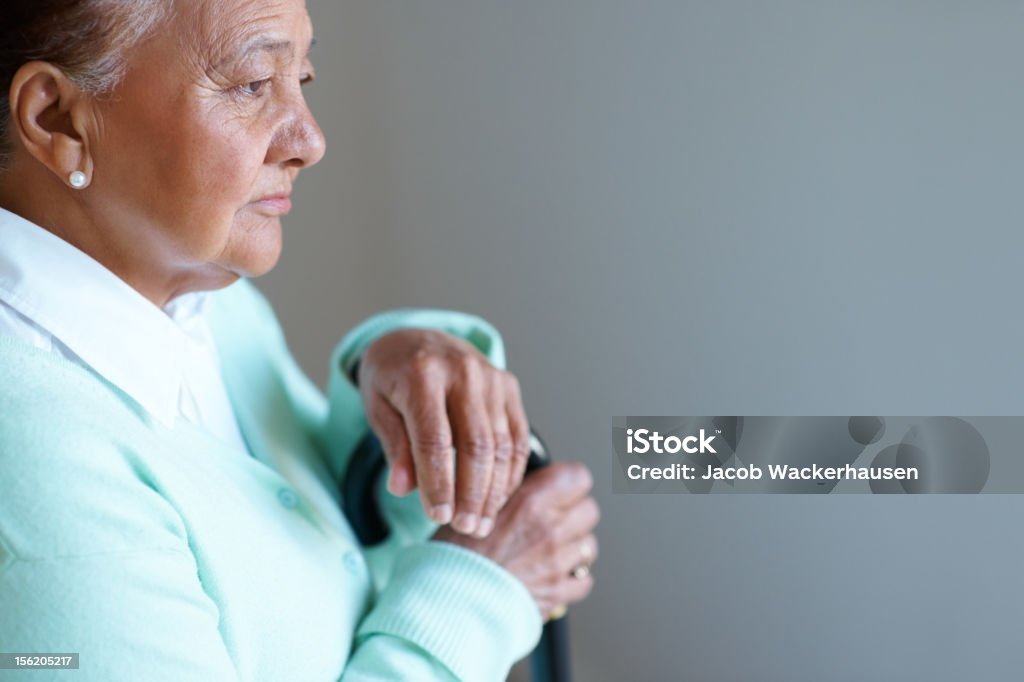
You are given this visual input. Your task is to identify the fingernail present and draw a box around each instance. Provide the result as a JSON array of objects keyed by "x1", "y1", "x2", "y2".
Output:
[
  {"x1": 389, "y1": 468, "x2": 411, "y2": 495},
  {"x1": 430, "y1": 504, "x2": 453, "y2": 524},
  {"x1": 475, "y1": 517, "x2": 494, "y2": 537},
  {"x1": 453, "y1": 512, "x2": 479, "y2": 534}
]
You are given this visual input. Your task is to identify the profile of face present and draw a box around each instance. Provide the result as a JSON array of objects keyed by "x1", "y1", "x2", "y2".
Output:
[{"x1": 73, "y1": 0, "x2": 326, "y2": 298}]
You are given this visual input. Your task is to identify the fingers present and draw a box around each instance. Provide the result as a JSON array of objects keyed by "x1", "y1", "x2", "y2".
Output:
[
  {"x1": 360, "y1": 329, "x2": 536, "y2": 535},
  {"x1": 401, "y1": 381, "x2": 456, "y2": 524},
  {"x1": 504, "y1": 372, "x2": 531, "y2": 497},
  {"x1": 542, "y1": 572, "x2": 595, "y2": 621},
  {"x1": 448, "y1": 362, "x2": 496, "y2": 535},
  {"x1": 477, "y1": 380, "x2": 515, "y2": 537},
  {"x1": 550, "y1": 533, "x2": 599, "y2": 576},
  {"x1": 533, "y1": 533, "x2": 598, "y2": 619},
  {"x1": 549, "y1": 495, "x2": 601, "y2": 545},
  {"x1": 513, "y1": 503, "x2": 598, "y2": 584},
  {"x1": 365, "y1": 393, "x2": 416, "y2": 495},
  {"x1": 431, "y1": 459, "x2": 601, "y2": 621}
]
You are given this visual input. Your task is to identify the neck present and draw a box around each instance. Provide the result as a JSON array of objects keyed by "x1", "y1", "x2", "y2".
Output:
[{"x1": 0, "y1": 165, "x2": 236, "y2": 309}]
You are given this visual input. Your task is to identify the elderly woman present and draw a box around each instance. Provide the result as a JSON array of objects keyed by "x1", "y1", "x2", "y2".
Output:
[{"x1": 0, "y1": 1, "x2": 599, "y2": 680}]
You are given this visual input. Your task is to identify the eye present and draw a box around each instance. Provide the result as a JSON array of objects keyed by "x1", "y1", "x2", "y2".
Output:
[{"x1": 236, "y1": 78, "x2": 272, "y2": 96}]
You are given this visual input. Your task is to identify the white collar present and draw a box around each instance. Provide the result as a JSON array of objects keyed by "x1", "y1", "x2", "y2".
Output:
[{"x1": 0, "y1": 207, "x2": 208, "y2": 428}]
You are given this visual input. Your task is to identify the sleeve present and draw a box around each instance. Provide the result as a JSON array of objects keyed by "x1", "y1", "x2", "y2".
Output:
[{"x1": 340, "y1": 542, "x2": 542, "y2": 682}]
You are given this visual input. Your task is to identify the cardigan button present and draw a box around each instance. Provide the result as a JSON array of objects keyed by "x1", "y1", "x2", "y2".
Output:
[
  {"x1": 342, "y1": 550, "x2": 364, "y2": 575},
  {"x1": 277, "y1": 488, "x2": 300, "y2": 510}
]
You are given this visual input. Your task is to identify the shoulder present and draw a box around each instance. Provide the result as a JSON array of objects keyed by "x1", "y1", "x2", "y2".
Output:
[
  {"x1": 0, "y1": 335, "x2": 142, "y2": 437},
  {"x1": 0, "y1": 338, "x2": 187, "y2": 563}
]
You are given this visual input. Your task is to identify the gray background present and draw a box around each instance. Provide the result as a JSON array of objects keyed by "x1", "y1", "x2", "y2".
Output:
[{"x1": 258, "y1": 2, "x2": 1024, "y2": 680}]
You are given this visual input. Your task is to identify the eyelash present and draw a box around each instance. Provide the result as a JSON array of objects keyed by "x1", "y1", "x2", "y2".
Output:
[
  {"x1": 236, "y1": 78, "x2": 272, "y2": 96},
  {"x1": 230, "y1": 73, "x2": 314, "y2": 98}
]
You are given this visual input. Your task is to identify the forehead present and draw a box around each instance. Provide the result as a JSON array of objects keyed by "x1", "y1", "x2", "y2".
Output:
[{"x1": 175, "y1": 0, "x2": 313, "y2": 59}]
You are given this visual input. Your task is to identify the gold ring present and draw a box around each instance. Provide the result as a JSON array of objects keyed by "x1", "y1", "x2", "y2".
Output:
[
  {"x1": 548, "y1": 604, "x2": 568, "y2": 620},
  {"x1": 571, "y1": 563, "x2": 591, "y2": 580}
]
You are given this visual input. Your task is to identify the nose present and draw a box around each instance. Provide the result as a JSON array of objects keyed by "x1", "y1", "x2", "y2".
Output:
[{"x1": 267, "y1": 95, "x2": 327, "y2": 170}]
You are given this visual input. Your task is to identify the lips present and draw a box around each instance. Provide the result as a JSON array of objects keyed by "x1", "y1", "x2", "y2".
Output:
[{"x1": 252, "y1": 193, "x2": 293, "y2": 216}]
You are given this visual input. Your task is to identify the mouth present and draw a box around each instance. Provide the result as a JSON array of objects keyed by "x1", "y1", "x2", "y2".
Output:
[{"x1": 251, "y1": 193, "x2": 293, "y2": 216}]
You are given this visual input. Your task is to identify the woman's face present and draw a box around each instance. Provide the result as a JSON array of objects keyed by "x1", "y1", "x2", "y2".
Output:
[{"x1": 88, "y1": 0, "x2": 325, "y2": 297}]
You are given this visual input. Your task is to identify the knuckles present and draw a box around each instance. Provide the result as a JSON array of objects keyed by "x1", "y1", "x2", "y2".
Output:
[
  {"x1": 537, "y1": 556, "x2": 562, "y2": 580},
  {"x1": 493, "y1": 434, "x2": 514, "y2": 462},
  {"x1": 519, "y1": 492, "x2": 547, "y2": 521},
  {"x1": 535, "y1": 461, "x2": 592, "y2": 494},
  {"x1": 502, "y1": 371, "x2": 522, "y2": 396},
  {"x1": 370, "y1": 330, "x2": 509, "y2": 391},
  {"x1": 462, "y1": 433, "x2": 496, "y2": 460},
  {"x1": 455, "y1": 352, "x2": 485, "y2": 381},
  {"x1": 407, "y1": 349, "x2": 446, "y2": 383},
  {"x1": 512, "y1": 437, "x2": 531, "y2": 460},
  {"x1": 411, "y1": 433, "x2": 454, "y2": 457},
  {"x1": 539, "y1": 526, "x2": 561, "y2": 551}
]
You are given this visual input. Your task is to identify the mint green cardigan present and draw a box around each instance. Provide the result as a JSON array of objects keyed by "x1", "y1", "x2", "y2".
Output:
[{"x1": 0, "y1": 279, "x2": 540, "y2": 681}]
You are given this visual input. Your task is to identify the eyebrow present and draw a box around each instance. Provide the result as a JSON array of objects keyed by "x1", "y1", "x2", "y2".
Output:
[
  {"x1": 218, "y1": 36, "x2": 317, "y2": 67},
  {"x1": 250, "y1": 39, "x2": 293, "y2": 55}
]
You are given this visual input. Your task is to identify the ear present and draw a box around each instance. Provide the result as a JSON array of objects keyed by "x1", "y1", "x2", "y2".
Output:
[{"x1": 7, "y1": 61, "x2": 96, "y2": 189}]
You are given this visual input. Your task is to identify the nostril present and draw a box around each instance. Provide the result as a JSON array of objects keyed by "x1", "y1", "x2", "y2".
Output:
[
  {"x1": 299, "y1": 117, "x2": 326, "y2": 167},
  {"x1": 267, "y1": 107, "x2": 326, "y2": 168}
]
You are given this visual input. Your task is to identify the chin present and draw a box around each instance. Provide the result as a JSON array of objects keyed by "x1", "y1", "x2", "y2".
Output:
[
  {"x1": 229, "y1": 220, "x2": 284, "y2": 278},
  {"x1": 238, "y1": 245, "x2": 283, "y2": 278}
]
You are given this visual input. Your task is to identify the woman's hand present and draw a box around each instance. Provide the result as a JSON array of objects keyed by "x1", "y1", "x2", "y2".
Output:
[
  {"x1": 359, "y1": 328, "x2": 532, "y2": 537},
  {"x1": 433, "y1": 461, "x2": 599, "y2": 621}
]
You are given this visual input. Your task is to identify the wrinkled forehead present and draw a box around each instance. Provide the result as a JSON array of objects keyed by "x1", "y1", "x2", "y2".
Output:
[{"x1": 172, "y1": 0, "x2": 313, "y2": 63}]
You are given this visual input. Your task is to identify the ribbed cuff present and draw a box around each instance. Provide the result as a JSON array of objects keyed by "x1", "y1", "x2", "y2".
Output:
[{"x1": 356, "y1": 541, "x2": 542, "y2": 681}]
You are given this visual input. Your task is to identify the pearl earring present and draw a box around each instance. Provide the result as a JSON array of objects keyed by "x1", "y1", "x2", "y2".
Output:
[{"x1": 69, "y1": 171, "x2": 88, "y2": 189}]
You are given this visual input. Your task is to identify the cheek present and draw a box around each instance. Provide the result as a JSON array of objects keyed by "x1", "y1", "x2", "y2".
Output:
[
  {"x1": 190, "y1": 124, "x2": 285, "y2": 275},
  {"x1": 188, "y1": 123, "x2": 266, "y2": 196},
  {"x1": 210, "y1": 138, "x2": 286, "y2": 274},
  {"x1": 100, "y1": 100, "x2": 272, "y2": 257},
  {"x1": 165, "y1": 121, "x2": 268, "y2": 235}
]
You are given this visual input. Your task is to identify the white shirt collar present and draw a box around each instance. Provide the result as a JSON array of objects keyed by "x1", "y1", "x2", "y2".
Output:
[{"x1": 0, "y1": 206, "x2": 207, "y2": 428}]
